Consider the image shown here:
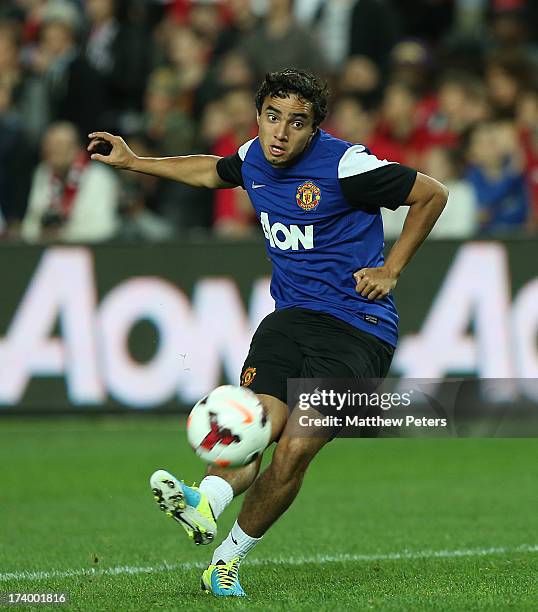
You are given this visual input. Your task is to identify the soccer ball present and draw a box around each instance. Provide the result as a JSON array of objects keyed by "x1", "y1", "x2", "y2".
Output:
[{"x1": 187, "y1": 385, "x2": 271, "y2": 468}]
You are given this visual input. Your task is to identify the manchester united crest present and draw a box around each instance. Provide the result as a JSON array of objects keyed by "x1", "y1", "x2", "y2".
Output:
[
  {"x1": 296, "y1": 181, "x2": 321, "y2": 211},
  {"x1": 241, "y1": 366, "x2": 257, "y2": 387}
]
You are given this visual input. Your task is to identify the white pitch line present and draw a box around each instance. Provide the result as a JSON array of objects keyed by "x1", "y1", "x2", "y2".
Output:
[{"x1": 1, "y1": 544, "x2": 537, "y2": 583}]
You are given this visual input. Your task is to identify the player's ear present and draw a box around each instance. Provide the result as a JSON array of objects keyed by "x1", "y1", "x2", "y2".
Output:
[{"x1": 256, "y1": 114, "x2": 260, "y2": 126}]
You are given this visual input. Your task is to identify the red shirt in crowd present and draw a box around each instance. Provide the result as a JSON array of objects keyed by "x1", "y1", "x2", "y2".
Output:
[
  {"x1": 211, "y1": 130, "x2": 257, "y2": 227},
  {"x1": 520, "y1": 127, "x2": 538, "y2": 219}
]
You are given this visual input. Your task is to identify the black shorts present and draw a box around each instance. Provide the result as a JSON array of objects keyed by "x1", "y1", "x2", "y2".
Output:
[{"x1": 239, "y1": 307, "x2": 394, "y2": 405}]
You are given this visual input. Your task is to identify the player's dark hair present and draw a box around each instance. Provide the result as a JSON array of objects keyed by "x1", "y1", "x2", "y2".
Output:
[{"x1": 255, "y1": 69, "x2": 329, "y2": 128}]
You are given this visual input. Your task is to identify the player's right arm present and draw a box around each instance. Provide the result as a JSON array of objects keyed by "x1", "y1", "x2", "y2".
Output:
[{"x1": 87, "y1": 132, "x2": 234, "y2": 189}]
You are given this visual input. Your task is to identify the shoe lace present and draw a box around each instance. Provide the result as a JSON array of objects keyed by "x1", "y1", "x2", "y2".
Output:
[{"x1": 216, "y1": 559, "x2": 240, "y2": 590}]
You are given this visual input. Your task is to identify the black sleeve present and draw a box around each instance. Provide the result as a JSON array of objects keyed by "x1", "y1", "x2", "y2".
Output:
[
  {"x1": 216, "y1": 153, "x2": 244, "y2": 188},
  {"x1": 340, "y1": 164, "x2": 417, "y2": 211}
]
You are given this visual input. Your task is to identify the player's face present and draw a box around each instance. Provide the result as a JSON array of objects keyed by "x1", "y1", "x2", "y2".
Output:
[{"x1": 257, "y1": 95, "x2": 316, "y2": 167}]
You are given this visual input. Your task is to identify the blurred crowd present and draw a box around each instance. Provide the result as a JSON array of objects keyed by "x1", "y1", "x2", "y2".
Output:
[{"x1": 0, "y1": 0, "x2": 537, "y2": 243}]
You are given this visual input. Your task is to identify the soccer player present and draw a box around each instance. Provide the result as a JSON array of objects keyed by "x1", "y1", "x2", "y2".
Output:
[{"x1": 88, "y1": 69, "x2": 448, "y2": 597}]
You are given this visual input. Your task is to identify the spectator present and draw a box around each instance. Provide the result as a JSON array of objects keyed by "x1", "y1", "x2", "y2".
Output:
[
  {"x1": 120, "y1": 67, "x2": 208, "y2": 231},
  {"x1": 487, "y1": 1, "x2": 538, "y2": 59},
  {"x1": 198, "y1": 98, "x2": 229, "y2": 149},
  {"x1": 423, "y1": 71, "x2": 491, "y2": 149},
  {"x1": 189, "y1": 0, "x2": 223, "y2": 47},
  {"x1": 140, "y1": 67, "x2": 196, "y2": 156},
  {"x1": 21, "y1": 121, "x2": 118, "y2": 242},
  {"x1": 0, "y1": 21, "x2": 22, "y2": 96},
  {"x1": 388, "y1": 39, "x2": 432, "y2": 95},
  {"x1": 212, "y1": 0, "x2": 258, "y2": 59},
  {"x1": 211, "y1": 87, "x2": 257, "y2": 236},
  {"x1": 28, "y1": 1, "x2": 104, "y2": 139},
  {"x1": 0, "y1": 81, "x2": 34, "y2": 231},
  {"x1": 0, "y1": 20, "x2": 45, "y2": 145},
  {"x1": 294, "y1": 0, "x2": 358, "y2": 70},
  {"x1": 349, "y1": 0, "x2": 401, "y2": 76},
  {"x1": 368, "y1": 80, "x2": 427, "y2": 166},
  {"x1": 382, "y1": 147, "x2": 477, "y2": 240},
  {"x1": 327, "y1": 94, "x2": 375, "y2": 145},
  {"x1": 485, "y1": 50, "x2": 533, "y2": 119},
  {"x1": 516, "y1": 87, "x2": 538, "y2": 232},
  {"x1": 464, "y1": 120, "x2": 529, "y2": 235},
  {"x1": 337, "y1": 55, "x2": 383, "y2": 106},
  {"x1": 387, "y1": 40, "x2": 438, "y2": 134},
  {"x1": 425, "y1": 147, "x2": 477, "y2": 238},
  {"x1": 116, "y1": 131, "x2": 210, "y2": 235},
  {"x1": 451, "y1": 0, "x2": 488, "y2": 38},
  {"x1": 164, "y1": 25, "x2": 210, "y2": 118},
  {"x1": 84, "y1": 0, "x2": 118, "y2": 75},
  {"x1": 0, "y1": 20, "x2": 37, "y2": 221},
  {"x1": 240, "y1": 0, "x2": 326, "y2": 81},
  {"x1": 4, "y1": 0, "x2": 47, "y2": 47},
  {"x1": 196, "y1": 50, "x2": 256, "y2": 114},
  {"x1": 216, "y1": 52, "x2": 255, "y2": 90},
  {"x1": 115, "y1": 134, "x2": 175, "y2": 242},
  {"x1": 84, "y1": 0, "x2": 154, "y2": 131},
  {"x1": 438, "y1": 72, "x2": 490, "y2": 132}
]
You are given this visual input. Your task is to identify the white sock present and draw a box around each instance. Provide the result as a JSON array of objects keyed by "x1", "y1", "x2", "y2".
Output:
[
  {"x1": 198, "y1": 476, "x2": 233, "y2": 519},
  {"x1": 211, "y1": 520, "x2": 262, "y2": 564}
]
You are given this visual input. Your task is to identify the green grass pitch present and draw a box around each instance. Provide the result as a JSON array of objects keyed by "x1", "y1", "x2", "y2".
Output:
[{"x1": 1, "y1": 417, "x2": 537, "y2": 611}]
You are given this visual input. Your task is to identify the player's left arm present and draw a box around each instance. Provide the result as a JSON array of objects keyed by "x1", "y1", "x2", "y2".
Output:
[{"x1": 354, "y1": 172, "x2": 448, "y2": 300}]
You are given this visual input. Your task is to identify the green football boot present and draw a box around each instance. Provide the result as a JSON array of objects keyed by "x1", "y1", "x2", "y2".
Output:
[
  {"x1": 149, "y1": 469, "x2": 216, "y2": 545},
  {"x1": 201, "y1": 557, "x2": 245, "y2": 597}
]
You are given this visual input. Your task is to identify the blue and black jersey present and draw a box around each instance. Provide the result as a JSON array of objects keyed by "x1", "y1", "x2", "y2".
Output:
[{"x1": 216, "y1": 129, "x2": 417, "y2": 347}]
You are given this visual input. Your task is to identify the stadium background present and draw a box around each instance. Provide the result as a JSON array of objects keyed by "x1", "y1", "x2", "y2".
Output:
[
  {"x1": 0, "y1": 238, "x2": 537, "y2": 411},
  {"x1": 1, "y1": 1, "x2": 537, "y2": 610}
]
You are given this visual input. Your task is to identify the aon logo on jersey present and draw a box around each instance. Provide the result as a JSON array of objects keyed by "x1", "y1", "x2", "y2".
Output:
[{"x1": 260, "y1": 212, "x2": 314, "y2": 251}]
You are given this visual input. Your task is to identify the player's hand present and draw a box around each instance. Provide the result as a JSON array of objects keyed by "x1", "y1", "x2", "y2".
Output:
[
  {"x1": 87, "y1": 132, "x2": 137, "y2": 169},
  {"x1": 353, "y1": 266, "x2": 398, "y2": 300}
]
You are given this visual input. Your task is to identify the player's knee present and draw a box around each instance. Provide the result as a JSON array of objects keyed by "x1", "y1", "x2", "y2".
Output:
[{"x1": 257, "y1": 393, "x2": 289, "y2": 442}]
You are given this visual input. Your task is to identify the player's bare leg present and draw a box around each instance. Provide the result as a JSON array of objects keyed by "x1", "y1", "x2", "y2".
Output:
[
  {"x1": 203, "y1": 412, "x2": 330, "y2": 597},
  {"x1": 204, "y1": 394, "x2": 289, "y2": 494},
  {"x1": 236, "y1": 434, "x2": 329, "y2": 537}
]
